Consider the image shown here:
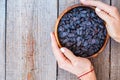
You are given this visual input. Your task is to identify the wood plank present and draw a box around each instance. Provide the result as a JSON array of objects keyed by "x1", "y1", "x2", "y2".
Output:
[
  {"x1": 0, "y1": 0, "x2": 5, "y2": 80},
  {"x1": 111, "y1": 0, "x2": 120, "y2": 80},
  {"x1": 58, "y1": 0, "x2": 110, "y2": 80},
  {"x1": 91, "y1": 41, "x2": 110, "y2": 80},
  {"x1": 91, "y1": 0, "x2": 110, "y2": 80},
  {"x1": 58, "y1": 0, "x2": 80, "y2": 80},
  {"x1": 111, "y1": 40, "x2": 120, "y2": 80},
  {"x1": 6, "y1": 0, "x2": 57, "y2": 80}
]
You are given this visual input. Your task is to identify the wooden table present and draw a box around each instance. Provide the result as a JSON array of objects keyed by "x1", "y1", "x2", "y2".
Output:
[{"x1": 0, "y1": 0, "x2": 120, "y2": 80}]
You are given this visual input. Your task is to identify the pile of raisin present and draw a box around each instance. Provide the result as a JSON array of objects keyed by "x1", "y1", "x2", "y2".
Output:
[{"x1": 58, "y1": 6, "x2": 107, "y2": 57}]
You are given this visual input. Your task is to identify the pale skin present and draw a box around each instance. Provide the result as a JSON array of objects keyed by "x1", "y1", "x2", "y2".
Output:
[{"x1": 51, "y1": 0, "x2": 120, "y2": 80}]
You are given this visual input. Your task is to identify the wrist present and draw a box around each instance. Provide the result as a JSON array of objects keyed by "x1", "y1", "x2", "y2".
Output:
[
  {"x1": 76, "y1": 66, "x2": 96, "y2": 80},
  {"x1": 76, "y1": 64, "x2": 93, "y2": 76},
  {"x1": 79, "y1": 70, "x2": 96, "y2": 80}
]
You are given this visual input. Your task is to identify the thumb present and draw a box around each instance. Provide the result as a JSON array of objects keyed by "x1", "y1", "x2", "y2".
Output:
[
  {"x1": 95, "y1": 8, "x2": 112, "y2": 23},
  {"x1": 60, "y1": 47, "x2": 77, "y2": 62}
]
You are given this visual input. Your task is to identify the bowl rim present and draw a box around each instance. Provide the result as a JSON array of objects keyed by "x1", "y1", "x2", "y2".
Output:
[{"x1": 54, "y1": 4, "x2": 109, "y2": 58}]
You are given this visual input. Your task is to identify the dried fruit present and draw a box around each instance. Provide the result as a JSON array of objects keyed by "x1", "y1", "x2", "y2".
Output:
[{"x1": 57, "y1": 6, "x2": 107, "y2": 57}]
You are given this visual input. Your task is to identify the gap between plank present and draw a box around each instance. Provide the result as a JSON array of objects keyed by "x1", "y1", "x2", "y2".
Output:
[
  {"x1": 5, "y1": 0, "x2": 7, "y2": 80},
  {"x1": 109, "y1": 1, "x2": 112, "y2": 80},
  {"x1": 56, "y1": 0, "x2": 59, "y2": 80}
]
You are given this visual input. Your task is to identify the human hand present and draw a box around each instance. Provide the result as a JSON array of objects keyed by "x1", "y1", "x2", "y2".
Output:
[
  {"x1": 50, "y1": 32, "x2": 96, "y2": 79},
  {"x1": 81, "y1": 0, "x2": 120, "y2": 43}
]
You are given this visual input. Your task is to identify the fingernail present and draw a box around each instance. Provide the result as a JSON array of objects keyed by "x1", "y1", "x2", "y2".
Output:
[
  {"x1": 60, "y1": 48, "x2": 65, "y2": 53},
  {"x1": 95, "y1": 8, "x2": 101, "y2": 12}
]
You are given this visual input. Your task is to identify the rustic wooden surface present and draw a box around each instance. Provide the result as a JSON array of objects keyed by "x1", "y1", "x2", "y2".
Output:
[
  {"x1": 0, "y1": 0, "x2": 5, "y2": 80},
  {"x1": 58, "y1": 0, "x2": 79, "y2": 80},
  {"x1": 90, "y1": 0, "x2": 110, "y2": 80},
  {"x1": 6, "y1": 0, "x2": 57, "y2": 80},
  {"x1": 111, "y1": 1, "x2": 120, "y2": 80},
  {"x1": 0, "y1": 0, "x2": 120, "y2": 80}
]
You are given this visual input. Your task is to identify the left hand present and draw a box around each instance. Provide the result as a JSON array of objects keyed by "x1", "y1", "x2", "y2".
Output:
[{"x1": 50, "y1": 32, "x2": 93, "y2": 76}]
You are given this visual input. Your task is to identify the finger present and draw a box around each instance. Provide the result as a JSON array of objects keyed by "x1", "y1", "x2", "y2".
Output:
[
  {"x1": 80, "y1": 0, "x2": 112, "y2": 15},
  {"x1": 60, "y1": 47, "x2": 77, "y2": 62},
  {"x1": 50, "y1": 32, "x2": 67, "y2": 62},
  {"x1": 95, "y1": 8, "x2": 116, "y2": 38},
  {"x1": 95, "y1": 8, "x2": 113, "y2": 23}
]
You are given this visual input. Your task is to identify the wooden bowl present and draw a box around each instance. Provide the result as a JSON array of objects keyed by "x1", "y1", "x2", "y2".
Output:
[{"x1": 54, "y1": 4, "x2": 109, "y2": 58}]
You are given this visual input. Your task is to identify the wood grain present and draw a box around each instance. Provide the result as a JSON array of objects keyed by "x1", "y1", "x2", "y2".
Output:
[
  {"x1": 111, "y1": 1, "x2": 120, "y2": 80},
  {"x1": 91, "y1": 41, "x2": 110, "y2": 80},
  {"x1": 0, "y1": 0, "x2": 5, "y2": 80},
  {"x1": 58, "y1": 0, "x2": 80, "y2": 80},
  {"x1": 111, "y1": 40, "x2": 120, "y2": 80},
  {"x1": 4, "y1": 0, "x2": 120, "y2": 80},
  {"x1": 6, "y1": 0, "x2": 57, "y2": 80},
  {"x1": 90, "y1": 0, "x2": 110, "y2": 80}
]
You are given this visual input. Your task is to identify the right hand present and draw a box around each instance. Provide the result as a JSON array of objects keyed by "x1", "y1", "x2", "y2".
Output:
[{"x1": 81, "y1": 0, "x2": 120, "y2": 43}]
